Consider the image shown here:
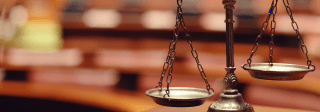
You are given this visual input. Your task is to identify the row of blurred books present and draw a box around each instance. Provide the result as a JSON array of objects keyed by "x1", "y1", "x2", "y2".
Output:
[
  {"x1": 64, "y1": 0, "x2": 320, "y2": 15},
  {"x1": 62, "y1": 0, "x2": 320, "y2": 35}
]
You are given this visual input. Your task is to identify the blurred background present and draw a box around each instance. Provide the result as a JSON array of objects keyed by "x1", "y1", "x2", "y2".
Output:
[{"x1": 0, "y1": 0, "x2": 319, "y2": 111}]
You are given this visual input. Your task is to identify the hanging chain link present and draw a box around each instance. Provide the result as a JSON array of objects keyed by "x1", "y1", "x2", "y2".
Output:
[
  {"x1": 268, "y1": 0, "x2": 278, "y2": 65},
  {"x1": 247, "y1": 0, "x2": 277, "y2": 66},
  {"x1": 179, "y1": 3, "x2": 214, "y2": 94},
  {"x1": 247, "y1": 0, "x2": 315, "y2": 70},
  {"x1": 283, "y1": 0, "x2": 315, "y2": 70},
  {"x1": 155, "y1": 0, "x2": 214, "y2": 98},
  {"x1": 155, "y1": 6, "x2": 179, "y2": 98}
]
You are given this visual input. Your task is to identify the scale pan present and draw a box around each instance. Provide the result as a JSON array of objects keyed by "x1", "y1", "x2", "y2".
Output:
[
  {"x1": 146, "y1": 87, "x2": 214, "y2": 107},
  {"x1": 242, "y1": 63, "x2": 315, "y2": 80}
]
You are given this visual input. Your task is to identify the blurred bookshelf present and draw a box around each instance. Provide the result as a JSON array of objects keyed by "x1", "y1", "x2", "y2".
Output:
[{"x1": 0, "y1": 0, "x2": 320, "y2": 111}]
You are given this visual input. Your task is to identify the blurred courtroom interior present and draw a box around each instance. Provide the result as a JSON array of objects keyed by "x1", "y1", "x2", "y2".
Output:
[{"x1": 0, "y1": 0, "x2": 319, "y2": 111}]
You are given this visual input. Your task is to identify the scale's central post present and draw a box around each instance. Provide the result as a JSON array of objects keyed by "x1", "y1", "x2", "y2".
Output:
[
  {"x1": 224, "y1": 0, "x2": 237, "y2": 90},
  {"x1": 208, "y1": 0, "x2": 254, "y2": 111},
  {"x1": 225, "y1": 0, "x2": 235, "y2": 68}
]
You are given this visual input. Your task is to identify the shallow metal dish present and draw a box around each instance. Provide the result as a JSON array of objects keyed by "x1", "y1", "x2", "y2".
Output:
[
  {"x1": 242, "y1": 63, "x2": 315, "y2": 80},
  {"x1": 146, "y1": 87, "x2": 214, "y2": 107}
]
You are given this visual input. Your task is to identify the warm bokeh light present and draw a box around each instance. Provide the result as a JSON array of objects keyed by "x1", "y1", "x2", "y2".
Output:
[
  {"x1": 30, "y1": 68, "x2": 119, "y2": 86},
  {"x1": 200, "y1": 13, "x2": 238, "y2": 31},
  {"x1": 82, "y1": 9, "x2": 121, "y2": 28},
  {"x1": 7, "y1": 49, "x2": 82, "y2": 66},
  {"x1": 18, "y1": 20, "x2": 63, "y2": 49},
  {"x1": 9, "y1": 5, "x2": 28, "y2": 26},
  {"x1": 141, "y1": 10, "x2": 175, "y2": 29},
  {"x1": 276, "y1": 15, "x2": 320, "y2": 34}
]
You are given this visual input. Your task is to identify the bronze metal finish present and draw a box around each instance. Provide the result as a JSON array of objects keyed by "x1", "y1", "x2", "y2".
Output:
[
  {"x1": 146, "y1": 87, "x2": 214, "y2": 107},
  {"x1": 208, "y1": 0, "x2": 254, "y2": 111},
  {"x1": 243, "y1": 0, "x2": 315, "y2": 80},
  {"x1": 146, "y1": 0, "x2": 214, "y2": 107},
  {"x1": 209, "y1": 90, "x2": 254, "y2": 112},
  {"x1": 242, "y1": 63, "x2": 314, "y2": 80}
]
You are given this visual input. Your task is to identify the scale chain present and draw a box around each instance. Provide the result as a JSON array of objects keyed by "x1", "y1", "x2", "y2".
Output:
[
  {"x1": 283, "y1": 0, "x2": 315, "y2": 70},
  {"x1": 268, "y1": 0, "x2": 278, "y2": 66},
  {"x1": 155, "y1": 0, "x2": 181, "y2": 98},
  {"x1": 155, "y1": 9, "x2": 179, "y2": 96},
  {"x1": 180, "y1": 15, "x2": 214, "y2": 94},
  {"x1": 155, "y1": 0, "x2": 214, "y2": 98},
  {"x1": 247, "y1": 0, "x2": 277, "y2": 66},
  {"x1": 178, "y1": 0, "x2": 214, "y2": 94},
  {"x1": 246, "y1": 0, "x2": 315, "y2": 70}
]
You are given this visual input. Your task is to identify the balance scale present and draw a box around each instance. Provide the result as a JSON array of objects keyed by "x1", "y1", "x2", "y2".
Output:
[{"x1": 145, "y1": 0, "x2": 316, "y2": 111}]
